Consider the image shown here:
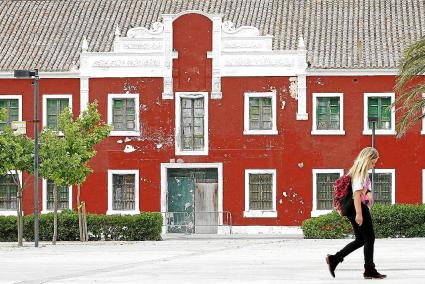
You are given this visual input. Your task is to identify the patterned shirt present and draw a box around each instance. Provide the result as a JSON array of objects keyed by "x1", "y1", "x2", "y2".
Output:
[{"x1": 352, "y1": 176, "x2": 373, "y2": 208}]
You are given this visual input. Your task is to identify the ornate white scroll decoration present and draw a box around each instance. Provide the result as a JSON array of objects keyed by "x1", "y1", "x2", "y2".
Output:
[
  {"x1": 222, "y1": 21, "x2": 260, "y2": 36},
  {"x1": 127, "y1": 22, "x2": 164, "y2": 38}
]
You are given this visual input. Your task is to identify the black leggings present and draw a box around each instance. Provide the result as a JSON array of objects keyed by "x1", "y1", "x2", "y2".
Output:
[{"x1": 335, "y1": 203, "x2": 375, "y2": 266}]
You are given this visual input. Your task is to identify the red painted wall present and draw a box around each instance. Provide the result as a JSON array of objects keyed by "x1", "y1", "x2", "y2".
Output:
[{"x1": 1, "y1": 13, "x2": 424, "y2": 227}]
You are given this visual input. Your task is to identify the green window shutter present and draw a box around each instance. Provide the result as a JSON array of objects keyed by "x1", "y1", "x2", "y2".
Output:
[
  {"x1": 0, "y1": 174, "x2": 18, "y2": 210},
  {"x1": 46, "y1": 98, "x2": 69, "y2": 130},
  {"x1": 369, "y1": 173, "x2": 392, "y2": 205},
  {"x1": 249, "y1": 97, "x2": 273, "y2": 130},
  {"x1": 317, "y1": 97, "x2": 340, "y2": 130},
  {"x1": 249, "y1": 174, "x2": 273, "y2": 210},
  {"x1": 368, "y1": 97, "x2": 392, "y2": 130},
  {"x1": 112, "y1": 98, "x2": 136, "y2": 131},
  {"x1": 0, "y1": 99, "x2": 19, "y2": 130},
  {"x1": 181, "y1": 97, "x2": 204, "y2": 151},
  {"x1": 316, "y1": 173, "x2": 340, "y2": 210}
]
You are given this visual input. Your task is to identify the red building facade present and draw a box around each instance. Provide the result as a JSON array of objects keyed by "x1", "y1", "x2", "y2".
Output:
[{"x1": 1, "y1": 10, "x2": 424, "y2": 234}]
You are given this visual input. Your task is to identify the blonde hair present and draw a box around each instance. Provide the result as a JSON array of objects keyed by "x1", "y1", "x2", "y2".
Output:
[{"x1": 347, "y1": 147, "x2": 379, "y2": 182}]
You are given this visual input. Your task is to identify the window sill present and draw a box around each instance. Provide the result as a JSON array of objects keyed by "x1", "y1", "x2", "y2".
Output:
[
  {"x1": 41, "y1": 209, "x2": 70, "y2": 214},
  {"x1": 175, "y1": 149, "x2": 208, "y2": 156},
  {"x1": 311, "y1": 130, "x2": 345, "y2": 136},
  {"x1": 243, "y1": 210, "x2": 277, "y2": 218},
  {"x1": 421, "y1": 130, "x2": 425, "y2": 135},
  {"x1": 109, "y1": 131, "x2": 141, "y2": 137},
  {"x1": 106, "y1": 210, "x2": 140, "y2": 215},
  {"x1": 243, "y1": 130, "x2": 278, "y2": 135},
  {"x1": 311, "y1": 210, "x2": 333, "y2": 217},
  {"x1": 362, "y1": 130, "x2": 396, "y2": 135},
  {"x1": 0, "y1": 210, "x2": 18, "y2": 216}
]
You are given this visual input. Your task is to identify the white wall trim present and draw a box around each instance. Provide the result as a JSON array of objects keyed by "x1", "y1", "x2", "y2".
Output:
[
  {"x1": 307, "y1": 68, "x2": 398, "y2": 76},
  {"x1": 107, "y1": 93, "x2": 140, "y2": 137},
  {"x1": 311, "y1": 169, "x2": 344, "y2": 217},
  {"x1": 243, "y1": 91, "x2": 278, "y2": 135},
  {"x1": 41, "y1": 179, "x2": 72, "y2": 214},
  {"x1": 311, "y1": 93, "x2": 345, "y2": 135},
  {"x1": 244, "y1": 169, "x2": 277, "y2": 218},
  {"x1": 421, "y1": 94, "x2": 425, "y2": 135},
  {"x1": 0, "y1": 94, "x2": 23, "y2": 122},
  {"x1": 369, "y1": 168, "x2": 396, "y2": 204},
  {"x1": 230, "y1": 226, "x2": 303, "y2": 235},
  {"x1": 160, "y1": 163, "x2": 223, "y2": 234},
  {"x1": 423, "y1": 169, "x2": 425, "y2": 204},
  {"x1": 42, "y1": 94, "x2": 73, "y2": 133},
  {"x1": 363, "y1": 93, "x2": 396, "y2": 135},
  {"x1": 107, "y1": 169, "x2": 140, "y2": 215},
  {"x1": 175, "y1": 92, "x2": 209, "y2": 156},
  {"x1": 0, "y1": 170, "x2": 23, "y2": 216}
]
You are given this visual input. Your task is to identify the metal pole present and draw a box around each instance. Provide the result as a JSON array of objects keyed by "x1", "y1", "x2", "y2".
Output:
[
  {"x1": 33, "y1": 69, "x2": 39, "y2": 247},
  {"x1": 371, "y1": 121, "x2": 376, "y2": 192}
]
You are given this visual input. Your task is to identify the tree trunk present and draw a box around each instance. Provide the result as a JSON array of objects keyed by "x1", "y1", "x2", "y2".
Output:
[
  {"x1": 77, "y1": 184, "x2": 83, "y2": 241},
  {"x1": 17, "y1": 189, "x2": 23, "y2": 247},
  {"x1": 52, "y1": 184, "x2": 58, "y2": 245}
]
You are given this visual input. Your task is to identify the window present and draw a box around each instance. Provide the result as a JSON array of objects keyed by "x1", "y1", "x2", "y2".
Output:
[
  {"x1": 422, "y1": 94, "x2": 425, "y2": 135},
  {"x1": 107, "y1": 94, "x2": 140, "y2": 136},
  {"x1": 244, "y1": 169, "x2": 277, "y2": 218},
  {"x1": 0, "y1": 95, "x2": 22, "y2": 131},
  {"x1": 244, "y1": 92, "x2": 278, "y2": 135},
  {"x1": 312, "y1": 169, "x2": 343, "y2": 217},
  {"x1": 42, "y1": 95, "x2": 72, "y2": 131},
  {"x1": 42, "y1": 179, "x2": 72, "y2": 213},
  {"x1": 312, "y1": 93, "x2": 345, "y2": 135},
  {"x1": 0, "y1": 173, "x2": 18, "y2": 212},
  {"x1": 368, "y1": 169, "x2": 395, "y2": 205},
  {"x1": 107, "y1": 170, "x2": 140, "y2": 215},
  {"x1": 363, "y1": 93, "x2": 396, "y2": 135},
  {"x1": 175, "y1": 92, "x2": 208, "y2": 156}
]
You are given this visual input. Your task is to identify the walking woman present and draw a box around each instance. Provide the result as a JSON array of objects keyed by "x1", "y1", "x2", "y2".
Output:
[{"x1": 326, "y1": 147, "x2": 386, "y2": 279}]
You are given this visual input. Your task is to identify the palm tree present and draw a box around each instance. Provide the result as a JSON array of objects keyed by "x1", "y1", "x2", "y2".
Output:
[{"x1": 394, "y1": 36, "x2": 425, "y2": 137}]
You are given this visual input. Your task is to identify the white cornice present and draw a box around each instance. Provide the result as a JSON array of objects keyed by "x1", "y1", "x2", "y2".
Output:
[
  {"x1": 307, "y1": 68, "x2": 398, "y2": 76},
  {"x1": 0, "y1": 71, "x2": 80, "y2": 78}
]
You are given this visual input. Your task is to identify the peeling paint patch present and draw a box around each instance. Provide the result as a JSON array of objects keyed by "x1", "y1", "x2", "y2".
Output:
[
  {"x1": 298, "y1": 162, "x2": 304, "y2": 168},
  {"x1": 281, "y1": 100, "x2": 286, "y2": 110},
  {"x1": 116, "y1": 140, "x2": 123, "y2": 144},
  {"x1": 124, "y1": 137, "x2": 132, "y2": 143},
  {"x1": 123, "y1": 145, "x2": 137, "y2": 153},
  {"x1": 279, "y1": 199, "x2": 283, "y2": 204},
  {"x1": 283, "y1": 192, "x2": 287, "y2": 197},
  {"x1": 289, "y1": 77, "x2": 298, "y2": 99},
  {"x1": 156, "y1": 143, "x2": 163, "y2": 149}
]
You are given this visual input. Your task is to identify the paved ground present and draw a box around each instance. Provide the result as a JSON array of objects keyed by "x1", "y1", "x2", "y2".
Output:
[{"x1": 0, "y1": 235, "x2": 424, "y2": 284}]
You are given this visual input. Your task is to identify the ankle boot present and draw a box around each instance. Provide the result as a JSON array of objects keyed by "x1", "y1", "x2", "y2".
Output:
[
  {"x1": 363, "y1": 264, "x2": 387, "y2": 279},
  {"x1": 326, "y1": 254, "x2": 343, "y2": 278}
]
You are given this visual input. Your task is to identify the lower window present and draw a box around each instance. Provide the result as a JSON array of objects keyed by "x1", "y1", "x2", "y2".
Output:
[
  {"x1": 244, "y1": 169, "x2": 277, "y2": 218},
  {"x1": 0, "y1": 174, "x2": 18, "y2": 211},
  {"x1": 107, "y1": 170, "x2": 140, "y2": 215}
]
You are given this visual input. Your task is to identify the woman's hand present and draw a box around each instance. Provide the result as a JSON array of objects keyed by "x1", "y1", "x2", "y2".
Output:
[{"x1": 355, "y1": 213, "x2": 363, "y2": 226}]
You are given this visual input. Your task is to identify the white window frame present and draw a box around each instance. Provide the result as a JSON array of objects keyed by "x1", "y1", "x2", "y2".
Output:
[
  {"x1": 311, "y1": 93, "x2": 345, "y2": 135},
  {"x1": 107, "y1": 93, "x2": 140, "y2": 137},
  {"x1": 0, "y1": 170, "x2": 22, "y2": 216},
  {"x1": 107, "y1": 169, "x2": 140, "y2": 215},
  {"x1": 175, "y1": 92, "x2": 208, "y2": 156},
  {"x1": 369, "y1": 168, "x2": 396, "y2": 204},
  {"x1": 41, "y1": 179, "x2": 72, "y2": 213},
  {"x1": 42, "y1": 94, "x2": 73, "y2": 135},
  {"x1": 363, "y1": 93, "x2": 396, "y2": 135},
  {"x1": 243, "y1": 91, "x2": 278, "y2": 135},
  {"x1": 421, "y1": 94, "x2": 425, "y2": 135},
  {"x1": 0, "y1": 94, "x2": 23, "y2": 122},
  {"x1": 244, "y1": 169, "x2": 277, "y2": 218},
  {"x1": 311, "y1": 169, "x2": 344, "y2": 217}
]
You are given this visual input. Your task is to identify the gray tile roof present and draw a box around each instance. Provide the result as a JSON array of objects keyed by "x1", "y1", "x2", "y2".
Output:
[{"x1": 0, "y1": 0, "x2": 424, "y2": 71}]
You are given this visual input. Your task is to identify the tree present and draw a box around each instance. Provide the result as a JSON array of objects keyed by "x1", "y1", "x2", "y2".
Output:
[
  {"x1": 394, "y1": 36, "x2": 425, "y2": 137},
  {"x1": 0, "y1": 108, "x2": 7, "y2": 122},
  {"x1": 0, "y1": 127, "x2": 34, "y2": 246},
  {"x1": 39, "y1": 101, "x2": 110, "y2": 244}
]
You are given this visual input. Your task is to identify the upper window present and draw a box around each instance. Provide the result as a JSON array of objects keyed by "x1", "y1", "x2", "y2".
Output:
[
  {"x1": 0, "y1": 95, "x2": 22, "y2": 131},
  {"x1": 244, "y1": 169, "x2": 277, "y2": 218},
  {"x1": 175, "y1": 92, "x2": 208, "y2": 156},
  {"x1": 312, "y1": 93, "x2": 345, "y2": 135},
  {"x1": 107, "y1": 170, "x2": 140, "y2": 215},
  {"x1": 42, "y1": 179, "x2": 72, "y2": 213},
  {"x1": 368, "y1": 169, "x2": 395, "y2": 205},
  {"x1": 42, "y1": 95, "x2": 72, "y2": 132},
  {"x1": 107, "y1": 94, "x2": 140, "y2": 136},
  {"x1": 363, "y1": 93, "x2": 396, "y2": 135},
  {"x1": 244, "y1": 92, "x2": 278, "y2": 135},
  {"x1": 312, "y1": 169, "x2": 343, "y2": 217},
  {"x1": 0, "y1": 173, "x2": 18, "y2": 212}
]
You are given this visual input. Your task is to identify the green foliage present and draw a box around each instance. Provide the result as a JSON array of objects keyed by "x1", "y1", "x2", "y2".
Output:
[
  {"x1": 302, "y1": 204, "x2": 425, "y2": 238},
  {"x1": 0, "y1": 108, "x2": 7, "y2": 122},
  {"x1": 0, "y1": 211, "x2": 163, "y2": 242}
]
